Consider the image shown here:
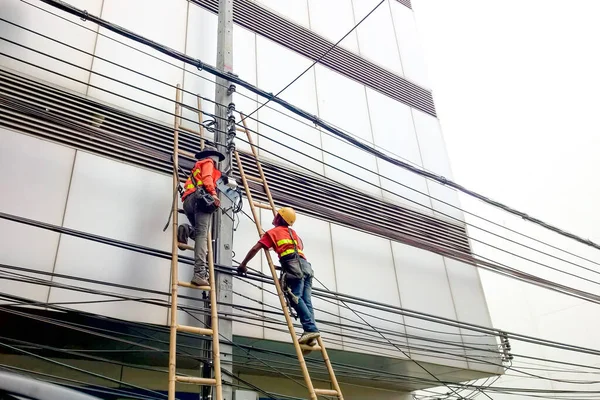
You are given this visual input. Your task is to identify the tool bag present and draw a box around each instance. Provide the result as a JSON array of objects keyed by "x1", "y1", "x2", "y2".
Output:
[
  {"x1": 193, "y1": 185, "x2": 218, "y2": 213},
  {"x1": 186, "y1": 173, "x2": 218, "y2": 213},
  {"x1": 280, "y1": 227, "x2": 313, "y2": 279},
  {"x1": 279, "y1": 227, "x2": 313, "y2": 319}
]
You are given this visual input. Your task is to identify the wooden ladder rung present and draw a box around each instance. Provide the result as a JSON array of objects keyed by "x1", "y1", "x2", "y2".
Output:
[
  {"x1": 253, "y1": 201, "x2": 272, "y2": 210},
  {"x1": 300, "y1": 344, "x2": 322, "y2": 351},
  {"x1": 178, "y1": 243, "x2": 194, "y2": 251},
  {"x1": 177, "y1": 148, "x2": 196, "y2": 158},
  {"x1": 178, "y1": 126, "x2": 202, "y2": 135},
  {"x1": 175, "y1": 376, "x2": 216, "y2": 385},
  {"x1": 245, "y1": 175, "x2": 263, "y2": 183},
  {"x1": 177, "y1": 281, "x2": 211, "y2": 291},
  {"x1": 177, "y1": 325, "x2": 213, "y2": 335},
  {"x1": 314, "y1": 388, "x2": 340, "y2": 396}
]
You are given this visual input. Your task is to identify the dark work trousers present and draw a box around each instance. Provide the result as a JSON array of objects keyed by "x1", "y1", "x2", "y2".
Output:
[
  {"x1": 286, "y1": 273, "x2": 318, "y2": 333},
  {"x1": 182, "y1": 191, "x2": 212, "y2": 280}
]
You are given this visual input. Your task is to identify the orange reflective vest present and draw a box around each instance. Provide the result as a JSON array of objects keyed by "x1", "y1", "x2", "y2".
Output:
[
  {"x1": 181, "y1": 159, "x2": 222, "y2": 201},
  {"x1": 265, "y1": 225, "x2": 305, "y2": 259}
]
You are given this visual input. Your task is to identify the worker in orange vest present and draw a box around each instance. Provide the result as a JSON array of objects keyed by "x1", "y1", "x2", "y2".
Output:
[
  {"x1": 177, "y1": 145, "x2": 224, "y2": 287},
  {"x1": 237, "y1": 207, "x2": 320, "y2": 345}
]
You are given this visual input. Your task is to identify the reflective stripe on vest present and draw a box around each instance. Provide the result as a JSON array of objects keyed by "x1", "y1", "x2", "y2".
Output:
[
  {"x1": 265, "y1": 226, "x2": 306, "y2": 260},
  {"x1": 276, "y1": 239, "x2": 299, "y2": 247},
  {"x1": 181, "y1": 159, "x2": 221, "y2": 201},
  {"x1": 280, "y1": 248, "x2": 305, "y2": 258}
]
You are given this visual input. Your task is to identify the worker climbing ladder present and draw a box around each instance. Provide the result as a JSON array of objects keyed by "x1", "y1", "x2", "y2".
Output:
[
  {"x1": 167, "y1": 85, "x2": 223, "y2": 400},
  {"x1": 234, "y1": 114, "x2": 344, "y2": 400}
]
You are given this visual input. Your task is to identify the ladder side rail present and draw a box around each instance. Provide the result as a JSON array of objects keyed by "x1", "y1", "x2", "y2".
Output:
[
  {"x1": 168, "y1": 85, "x2": 183, "y2": 400},
  {"x1": 207, "y1": 229, "x2": 222, "y2": 400},
  {"x1": 199, "y1": 96, "x2": 223, "y2": 400},
  {"x1": 234, "y1": 151, "x2": 317, "y2": 400},
  {"x1": 317, "y1": 336, "x2": 343, "y2": 399},
  {"x1": 239, "y1": 113, "x2": 277, "y2": 213}
]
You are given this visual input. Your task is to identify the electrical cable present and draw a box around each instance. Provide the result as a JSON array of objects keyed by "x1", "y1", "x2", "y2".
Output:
[
  {"x1": 4, "y1": 69, "x2": 599, "y2": 308},
  {"x1": 0, "y1": 298, "x2": 292, "y2": 400},
  {"x1": 0, "y1": 364, "x2": 165, "y2": 400},
  {"x1": 0, "y1": 270, "x2": 489, "y2": 391},
  {"x1": 0, "y1": 334, "x2": 294, "y2": 400},
  {"x1": 0, "y1": 272, "x2": 503, "y2": 370},
  {"x1": 2, "y1": 210, "x2": 600, "y2": 363},
  {"x1": 1, "y1": 37, "x2": 600, "y2": 394},
  {"x1": 239, "y1": 0, "x2": 386, "y2": 123},
  {"x1": 3, "y1": 286, "x2": 600, "y2": 396},
  {"x1": 0, "y1": 266, "x2": 528, "y2": 388},
  {"x1": 238, "y1": 271, "x2": 486, "y2": 398},
  {"x1": 0, "y1": 340, "x2": 169, "y2": 399},
  {"x1": 14, "y1": 0, "x2": 600, "y2": 281},
  {"x1": 6, "y1": 15, "x2": 599, "y2": 288},
  {"x1": 3, "y1": 24, "x2": 600, "y2": 298},
  {"x1": 15, "y1": 0, "x2": 493, "y2": 191},
  {"x1": 34, "y1": 0, "x2": 600, "y2": 255},
  {"x1": 0, "y1": 360, "x2": 167, "y2": 400}
]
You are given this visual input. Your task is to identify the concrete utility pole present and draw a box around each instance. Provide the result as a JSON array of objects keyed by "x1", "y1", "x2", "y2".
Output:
[{"x1": 212, "y1": 0, "x2": 235, "y2": 399}]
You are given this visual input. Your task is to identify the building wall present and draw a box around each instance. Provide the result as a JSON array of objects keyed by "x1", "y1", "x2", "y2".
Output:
[{"x1": 0, "y1": 0, "x2": 500, "y2": 377}]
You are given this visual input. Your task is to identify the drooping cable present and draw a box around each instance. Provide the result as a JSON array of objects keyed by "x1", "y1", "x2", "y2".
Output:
[
  {"x1": 34, "y1": 0, "x2": 600, "y2": 254},
  {"x1": 239, "y1": 0, "x2": 386, "y2": 123},
  {"x1": 3, "y1": 20, "x2": 600, "y2": 294}
]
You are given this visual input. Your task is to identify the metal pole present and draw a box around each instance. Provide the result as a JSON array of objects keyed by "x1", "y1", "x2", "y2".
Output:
[{"x1": 213, "y1": 0, "x2": 235, "y2": 399}]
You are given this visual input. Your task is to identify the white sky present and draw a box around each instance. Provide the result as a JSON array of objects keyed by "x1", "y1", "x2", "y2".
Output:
[
  {"x1": 409, "y1": 3, "x2": 600, "y2": 396},
  {"x1": 412, "y1": 0, "x2": 600, "y2": 243}
]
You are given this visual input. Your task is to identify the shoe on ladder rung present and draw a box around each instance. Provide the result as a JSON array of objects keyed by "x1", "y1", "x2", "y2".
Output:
[{"x1": 178, "y1": 243, "x2": 194, "y2": 251}]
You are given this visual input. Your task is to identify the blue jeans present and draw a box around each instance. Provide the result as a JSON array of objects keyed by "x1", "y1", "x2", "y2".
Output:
[{"x1": 287, "y1": 275, "x2": 318, "y2": 333}]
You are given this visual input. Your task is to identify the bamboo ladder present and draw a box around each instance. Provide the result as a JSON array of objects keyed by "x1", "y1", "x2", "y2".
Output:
[
  {"x1": 168, "y1": 85, "x2": 223, "y2": 400},
  {"x1": 234, "y1": 113, "x2": 344, "y2": 400}
]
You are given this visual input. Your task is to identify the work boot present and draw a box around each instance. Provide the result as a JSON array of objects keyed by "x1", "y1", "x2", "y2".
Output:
[
  {"x1": 191, "y1": 274, "x2": 209, "y2": 287},
  {"x1": 299, "y1": 331, "x2": 320, "y2": 344},
  {"x1": 177, "y1": 224, "x2": 192, "y2": 244}
]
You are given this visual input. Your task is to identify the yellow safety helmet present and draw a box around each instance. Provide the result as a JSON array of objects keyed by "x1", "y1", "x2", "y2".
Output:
[{"x1": 277, "y1": 207, "x2": 297, "y2": 226}]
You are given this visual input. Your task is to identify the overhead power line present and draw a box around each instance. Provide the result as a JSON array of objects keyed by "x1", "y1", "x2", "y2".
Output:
[
  {"x1": 4, "y1": 293, "x2": 600, "y2": 400},
  {"x1": 3, "y1": 210, "x2": 600, "y2": 367},
  {"x1": 5, "y1": 8, "x2": 600, "y2": 285},
  {"x1": 1, "y1": 7, "x2": 600, "y2": 398},
  {"x1": 240, "y1": 0, "x2": 386, "y2": 123},
  {"x1": 0, "y1": 289, "x2": 497, "y2": 394},
  {"x1": 3, "y1": 31, "x2": 600, "y2": 304},
  {"x1": 36, "y1": 0, "x2": 600, "y2": 254},
  {"x1": 2, "y1": 274, "x2": 600, "y2": 398}
]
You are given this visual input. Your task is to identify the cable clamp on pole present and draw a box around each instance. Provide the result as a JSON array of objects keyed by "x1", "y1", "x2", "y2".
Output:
[{"x1": 227, "y1": 84, "x2": 236, "y2": 96}]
